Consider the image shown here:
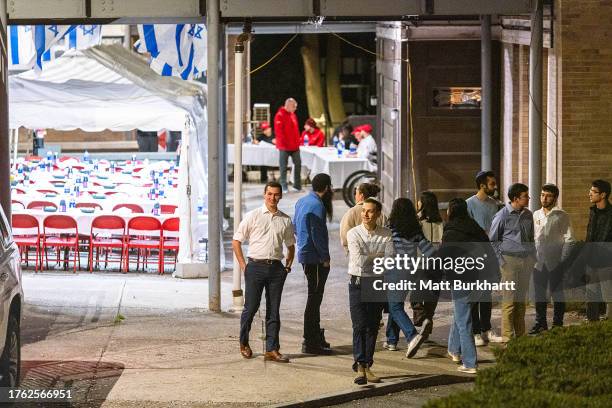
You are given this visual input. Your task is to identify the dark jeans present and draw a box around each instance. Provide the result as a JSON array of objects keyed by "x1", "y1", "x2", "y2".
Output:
[
  {"x1": 534, "y1": 266, "x2": 565, "y2": 327},
  {"x1": 385, "y1": 271, "x2": 417, "y2": 344},
  {"x1": 303, "y1": 263, "x2": 330, "y2": 345},
  {"x1": 471, "y1": 292, "x2": 493, "y2": 334},
  {"x1": 279, "y1": 149, "x2": 301, "y2": 190},
  {"x1": 136, "y1": 132, "x2": 158, "y2": 152},
  {"x1": 349, "y1": 276, "x2": 384, "y2": 370},
  {"x1": 410, "y1": 288, "x2": 439, "y2": 326},
  {"x1": 259, "y1": 166, "x2": 270, "y2": 182},
  {"x1": 239, "y1": 261, "x2": 287, "y2": 352},
  {"x1": 166, "y1": 131, "x2": 181, "y2": 152}
]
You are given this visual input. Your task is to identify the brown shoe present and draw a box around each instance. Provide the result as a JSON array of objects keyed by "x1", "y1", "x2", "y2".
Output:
[
  {"x1": 263, "y1": 350, "x2": 289, "y2": 363},
  {"x1": 240, "y1": 344, "x2": 253, "y2": 359}
]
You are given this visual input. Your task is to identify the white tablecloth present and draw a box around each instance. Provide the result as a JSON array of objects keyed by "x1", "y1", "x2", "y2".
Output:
[{"x1": 227, "y1": 144, "x2": 372, "y2": 187}]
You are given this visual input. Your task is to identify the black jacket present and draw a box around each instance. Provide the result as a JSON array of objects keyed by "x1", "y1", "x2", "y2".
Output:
[
  {"x1": 586, "y1": 202, "x2": 612, "y2": 242},
  {"x1": 438, "y1": 216, "x2": 500, "y2": 284},
  {"x1": 584, "y1": 202, "x2": 612, "y2": 268}
]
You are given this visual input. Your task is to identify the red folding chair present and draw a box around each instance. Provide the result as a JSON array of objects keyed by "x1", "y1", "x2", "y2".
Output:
[
  {"x1": 161, "y1": 217, "x2": 179, "y2": 274},
  {"x1": 160, "y1": 204, "x2": 177, "y2": 214},
  {"x1": 12, "y1": 188, "x2": 26, "y2": 195},
  {"x1": 12, "y1": 214, "x2": 41, "y2": 272},
  {"x1": 27, "y1": 201, "x2": 57, "y2": 210},
  {"x1": 112, "y1": 204, "x2": 144, "y2": 213},
  {"x1": 76, "y1": 202, "x2": 103, "y2": 211},
  {"x1": 11, "y1": 200, "x2": 25, "y2": 209},
  {"x1": 89, "y1": 215, "x2": 126, "y2": 273},
  {"x1": 36, "y1": 189, "x2": 59, "y2": 195},
  {"x1": 124, "y1": 216, "x2": 162, "y2": 273},
  {"x1": 42, "y1": 215, "x2": 80, "y2": 272}
]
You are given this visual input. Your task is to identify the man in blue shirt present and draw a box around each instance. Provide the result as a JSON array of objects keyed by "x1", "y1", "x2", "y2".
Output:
[
  {"x1": 466, "y1": 171, "x2": 503, "y2": 346},
  {"x1": 489, "y1": 183, "x2": 536, "y2": 342},
  {"x1": 294, "y1": 173, "x2": 333, "y2": 354}
]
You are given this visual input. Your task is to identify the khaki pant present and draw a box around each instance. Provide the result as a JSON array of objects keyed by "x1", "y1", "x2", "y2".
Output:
[{"x1": 500, "y1": 255, "x2": 535, "y2": 340}]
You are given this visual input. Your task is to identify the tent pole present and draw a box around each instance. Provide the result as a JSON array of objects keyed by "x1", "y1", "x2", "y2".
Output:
[
  {"x1": 207, "y1": 0, "x2": 222, "y2": 312},
  {"x1": 232, "y1": 32, "x2": 247, "y2": 312},
  {"x1": 13, "y1": 130, "x2": 19, "y2": 164}
]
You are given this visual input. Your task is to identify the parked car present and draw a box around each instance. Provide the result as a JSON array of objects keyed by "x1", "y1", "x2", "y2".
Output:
[{"x1": 0, "y1": 206, "x2": 23, "y2": 387}]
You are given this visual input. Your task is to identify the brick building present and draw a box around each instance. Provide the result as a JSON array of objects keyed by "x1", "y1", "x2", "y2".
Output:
[{"x1": 378, "y1": 0, "x2": 612, "y2": 239}]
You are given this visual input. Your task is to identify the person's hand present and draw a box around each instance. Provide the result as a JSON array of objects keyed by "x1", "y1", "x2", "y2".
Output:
[
  {"x1": 322, "y1": 261, "x2": 330, "y2": 268},
  {"x1": 284, "y1": 265, "x2": 292, "y2": 273},
  {"x1": 239, "y1": 260, "x2": 247, "y2": 273}
]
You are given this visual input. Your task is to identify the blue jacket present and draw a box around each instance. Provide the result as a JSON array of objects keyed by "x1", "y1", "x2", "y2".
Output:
[{"x1": 294, "y1": 191, "x2": 330, "y2": 264}]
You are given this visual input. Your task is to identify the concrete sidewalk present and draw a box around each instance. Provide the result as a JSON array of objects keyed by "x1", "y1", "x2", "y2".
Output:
[
  {"x1": 21, "y1": 300, "x2": 488, "y2": 407},
  {"x1": 17, "y1": 188, "x2": 521, "y2": 406}
]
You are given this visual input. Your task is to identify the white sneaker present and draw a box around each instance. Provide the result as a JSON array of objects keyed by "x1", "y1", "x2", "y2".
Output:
[
  {"x1": 290, "y1": 187, "x2": 304, "y2": 193},
  {"x1": 406, "y1": 334, "x2": 425, "y2": 358},
  {"x1": 474, "y1": 334, "x2": 485, "y2": 347},
  {"x1": 383, "y1": 342, "x2": 398, "y2": 351},
  {"x1": 457, "y1": 365, "x2": 477, "y2": 374},
  {"x1": 483, "y1": 329, "x2": 503, "y2": 343},
  {"x1": 447, "y1": 351, "x2": 461, "y2": 363}
]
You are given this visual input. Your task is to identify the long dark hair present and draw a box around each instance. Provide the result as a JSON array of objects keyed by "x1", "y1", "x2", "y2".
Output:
[
  {"x1": 447, "y1": 198, "x2": 469, "y2": 221},
  {"x1": 418, "y1": 191, "x2": 443, "y2": 223},
  {"x1": 387, "y1": 198, "x2": 423, "y2": 239}
]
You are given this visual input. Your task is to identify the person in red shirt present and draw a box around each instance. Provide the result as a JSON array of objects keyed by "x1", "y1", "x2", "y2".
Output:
[
  {"x1": 274, "y1": 98, "x2": 302, "y2": 192},
  {"x1": 300, "y1": 118, "x2": 325, "y2": 147}
]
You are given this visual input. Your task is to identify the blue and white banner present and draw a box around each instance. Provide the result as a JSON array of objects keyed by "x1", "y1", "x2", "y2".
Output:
[
  {"x1": 9, "y1": 24, "x2": 101, "y2": 71},
  {"x1": 8, "y1": 25, "x2": 35, "y2": 68},
  {"x1": 136, "y1": 24, "x2": 207, "y2": 80},
  {"x1": 33, "y1": 25, "x2": 77, "y2": 70},
  {"x1": 67, "y1": 25, "x2": 102, "y2": 50}
]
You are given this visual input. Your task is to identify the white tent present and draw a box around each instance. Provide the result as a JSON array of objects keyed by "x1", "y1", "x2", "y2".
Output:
[{"x1": 8, "y1": 44, "x2": 209, "y2": 273}]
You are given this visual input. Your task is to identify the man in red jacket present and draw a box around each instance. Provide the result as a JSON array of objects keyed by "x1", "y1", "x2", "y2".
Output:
[{"x1": 274, "y1": 98, "x2": 302, "y2": 192}]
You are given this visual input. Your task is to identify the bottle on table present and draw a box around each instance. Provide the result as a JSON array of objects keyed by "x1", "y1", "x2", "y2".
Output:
[
  {"x1": 153, "y1": 202, "x2": 160, "y2": 216},
  {"x1": 337, "y1": 140, "x2": 344, "y2": 158},
  {"x1": 332, "y1": 135, "x2": 339, "y2": 147},
  {"x1": 84, "y1": 150, "x2": 90, "y2": 163},
  {"x1": 59, "y1": 199, "x2": 66, "y2": 213},
  {"x1": 349, "y1": 142, "x2": 357, "y2": 156},
  {"x1": 303, "y1": 134, "x2": 309, "y2": 146}
]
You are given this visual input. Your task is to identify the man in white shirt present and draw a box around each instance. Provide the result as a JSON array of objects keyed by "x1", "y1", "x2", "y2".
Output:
[
  {"x1": 354, "y1": 124, "x2": 377, "y2": 169},
  {"x1": 347, "y1": 198, "x2": 393, "y2": 385},
  {"x1": 233, "y1": 181, "x2": 296, "y2": 363},
  {"x1": 530, "y1": 183, "x2": 574, "y2": 334}
]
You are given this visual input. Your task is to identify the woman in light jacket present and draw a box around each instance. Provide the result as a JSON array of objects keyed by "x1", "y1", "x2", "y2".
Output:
[{"x1": 383, "y1": 198, "x2": 436, "y2": 357}]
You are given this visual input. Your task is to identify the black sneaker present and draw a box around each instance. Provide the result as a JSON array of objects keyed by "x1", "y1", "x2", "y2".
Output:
[
  {"x1": 320, "y1": 328, "x2": 331, "y2": 349},
  {"x1": 302, "y1": 343, "x2": 333, "y2": 355},
  {"x1": 528, "y1": 325, "x2": 547, "y2": 335}
]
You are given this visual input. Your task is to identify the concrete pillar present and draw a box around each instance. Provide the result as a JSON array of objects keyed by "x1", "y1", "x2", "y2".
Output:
[
  {"x1": 232, "y1": 36, "x2": 245, "y2": 312},
  {"x1": 207, "y1": 0, "x2": 221, "y2": 312},
  {"x1": 546, "y1": 49, "x2": 558, "y2": 185},
  {"x1": 0, "y1": 6, "x2": 10, "y2": 220},
  {"x1": 529, "y1": 0, "x2": 543, "y2": 211},
  {"x1": 481, "y1": 15, "x2": 492, "y2": 171}
]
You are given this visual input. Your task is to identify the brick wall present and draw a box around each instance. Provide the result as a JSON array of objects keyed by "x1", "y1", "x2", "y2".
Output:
[{"x1": 558, "y1": 0, "x2": 612, "y2": 239}]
